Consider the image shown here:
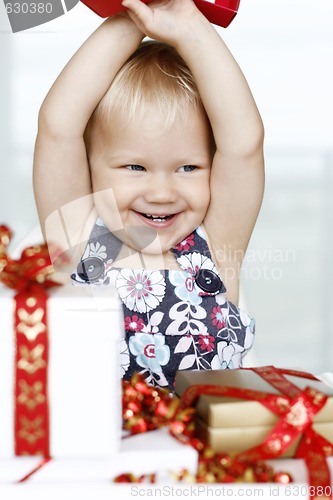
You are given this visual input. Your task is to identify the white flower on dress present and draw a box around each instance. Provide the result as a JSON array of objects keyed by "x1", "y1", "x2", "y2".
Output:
[
  {"x1": 83, "y1": 241, "x2": 108, "y2": 261},
  {"x1": 104, "y1": 269, "x2": 119, "y2": 287},
  {"x1": 141, "y1": 311, "x2": 164, "y2": 335},
  {"x1": 119, "y1": 339, "x2": 130, "y2": 376},
  {"x1": 211, "y1": 340, "x2": 244, "y2": 370},
  {"x1": 244, "y1": 318, "x2": 256, "y2": 350},
  {"x1": 169, "y1": 270, "x2": 202, "y2": 305},
  {"x1": 116, "y1": 269, "x2": 166, "y2": 313},
  {"x1": 172, "y1": 252, "x2": 220, "y2": 302},
  {"x1": 176, "y1": 252, "x2": 218, "y2": 277},
  {"x1": 215, "y1": 293, "x2": 227, "y2": 306},
  {"x1": 129, "y1": 332, "x2": 170, "y2": 372}
]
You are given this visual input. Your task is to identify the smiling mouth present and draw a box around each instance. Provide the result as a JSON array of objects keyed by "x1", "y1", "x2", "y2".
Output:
[{"x1": 140, "y1": 213, "x2": 174, "y2": 223}]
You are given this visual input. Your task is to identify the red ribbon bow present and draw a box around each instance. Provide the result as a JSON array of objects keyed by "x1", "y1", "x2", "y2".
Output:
[
  {"x1": 118, "y1": 372, "x2": 293, "y2": 484},
  {"x1": 181, "y1": 366, "x2": 333, "y2": 495},
  {"x1": 0, "y1": 225, "x2": 60, "y2": 457}
]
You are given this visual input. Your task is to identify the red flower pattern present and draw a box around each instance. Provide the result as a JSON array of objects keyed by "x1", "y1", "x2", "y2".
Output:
[
  {"x1": 211, "y1": 306, "x2": 226, "y2": 329},
  {"x1": 198, "y1": 334, "x2": 215, "y2": 353},
  {"x1": 175, "y1": 233, "x2": 195, "y2": 252},
  {"x1": 124, "y1": 315, "x2": 145, "y2": 332}
]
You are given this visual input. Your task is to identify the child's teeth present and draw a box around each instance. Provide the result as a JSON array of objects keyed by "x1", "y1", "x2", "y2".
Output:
[{"x1": 144, "y1": 214, "x2": 170, "y2": 221}]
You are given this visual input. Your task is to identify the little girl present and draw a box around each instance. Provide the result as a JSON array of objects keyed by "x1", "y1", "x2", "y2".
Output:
[{"x1": 33, "y1": 0, "x2": 264, "y2": 389}]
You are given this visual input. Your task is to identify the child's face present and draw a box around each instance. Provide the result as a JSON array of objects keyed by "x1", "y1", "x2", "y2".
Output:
[{"x1": 89, "y1": 105, "x2": 212, "y2": 257}]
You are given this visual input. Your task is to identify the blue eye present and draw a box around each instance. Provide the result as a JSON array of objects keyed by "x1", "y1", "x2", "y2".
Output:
[
  {"x1": 126, "y1": 164, "x2": 145, "y2": 171},
  {"x1": 180, "y1": 165, "x2": 196, "y2": 172}
]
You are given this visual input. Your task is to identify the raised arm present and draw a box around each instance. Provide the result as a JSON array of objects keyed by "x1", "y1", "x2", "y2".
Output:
[
  {"x1": 122, "y1": 0, "x2": 264, "y2": 294},
  {"x1": 172, "y1": 5, "x2": 265, "y2": 259},
  {"x1": 33, "y1": 14, "x2": 144, "y2": 252}
]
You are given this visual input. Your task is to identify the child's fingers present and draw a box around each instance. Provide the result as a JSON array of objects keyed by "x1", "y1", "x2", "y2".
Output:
[{"x1": 122, "y1": 0, "x2": 152, "y2": 26}]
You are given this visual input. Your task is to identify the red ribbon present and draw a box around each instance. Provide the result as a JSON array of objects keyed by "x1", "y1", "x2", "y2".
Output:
[
  {"x1": 181, "y1": 366, "x2": 333, "y2": 494},
  {"x1": 119, "y1": 373, "x2": 293, "y2": 484},
  {"x1": 0, "y1": 225, "x2": 60, "y2": 457},
  {"x1": 252, "y1": 367, "x2": 333, "y2": 493}
]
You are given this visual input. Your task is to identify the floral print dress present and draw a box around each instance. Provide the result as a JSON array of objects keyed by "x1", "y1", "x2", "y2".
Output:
[{"x1": 71, "y1": 219, "x2": 255, "y2": 390}]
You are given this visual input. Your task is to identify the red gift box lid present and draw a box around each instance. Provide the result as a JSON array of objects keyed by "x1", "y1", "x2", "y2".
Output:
[{"x1": 80, "y1": 0, "x2": 240, "y2": 28}]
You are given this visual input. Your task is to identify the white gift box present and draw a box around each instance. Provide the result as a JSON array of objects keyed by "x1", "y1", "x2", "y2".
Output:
[
  {"x1": 0, "y1": 284, "x2": 124, "y2": 459},
  {"x1": 0, "y1": 428, "x2": 198, "y2": 485}
]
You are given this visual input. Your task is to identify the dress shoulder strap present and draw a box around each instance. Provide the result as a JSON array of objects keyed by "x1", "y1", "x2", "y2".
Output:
[{"x1": 171, "y1": 227, "x2": 227, "y2": 296}]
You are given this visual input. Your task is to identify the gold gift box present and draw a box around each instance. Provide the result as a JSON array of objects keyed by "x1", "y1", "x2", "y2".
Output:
[{"x1": 175, "y1": 368, "x2": 333, "y2": 457}]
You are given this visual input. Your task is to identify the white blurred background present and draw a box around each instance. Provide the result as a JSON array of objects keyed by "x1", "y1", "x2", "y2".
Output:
[{"x1": 0, "y1": 0, "x2": 332, "y2": 373}]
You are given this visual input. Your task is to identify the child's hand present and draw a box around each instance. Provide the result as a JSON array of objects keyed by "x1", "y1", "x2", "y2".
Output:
[{"x1": 121, "y1": 0, "x2": 204, "y2": 46}]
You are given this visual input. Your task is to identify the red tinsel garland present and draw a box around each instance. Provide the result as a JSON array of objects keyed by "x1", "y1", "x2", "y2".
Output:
[{"x1": 116, "y1": 373, "x2": 292, "y2": 484}]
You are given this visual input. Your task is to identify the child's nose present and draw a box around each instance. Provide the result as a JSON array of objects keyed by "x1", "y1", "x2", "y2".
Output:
[{"x1": 144, "y1": 174, "x2": 178, "y2": 204}]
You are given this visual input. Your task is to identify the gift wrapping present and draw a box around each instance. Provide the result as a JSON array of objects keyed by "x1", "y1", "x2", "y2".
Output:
[
  {"x1": 80, "y1": 0, "x2": 240, "y2": 29},
  {"x1": 175, "y1": 368, "x2": 333, "y2": 458},
  {"x1": 0, "y1": 428, "x2": 198, "y2": 483},
  {"x1": 0, "y1": 284, "x2": 124, "y2": 459},
  {"x1": 175, "y1": 368, "x2": 333, "y2": 427},
  {"x1": 195, "y1": 418, "x2": 333, "y2": 457},
  {"x1": 198, "y1": 371, "x2": 332, "y2": 428}
]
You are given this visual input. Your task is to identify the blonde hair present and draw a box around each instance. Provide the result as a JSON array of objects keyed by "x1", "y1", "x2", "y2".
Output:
[{"x1": 86, "y1": 40, "x2": 208, "y2": 139}]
